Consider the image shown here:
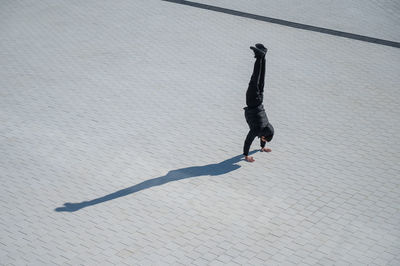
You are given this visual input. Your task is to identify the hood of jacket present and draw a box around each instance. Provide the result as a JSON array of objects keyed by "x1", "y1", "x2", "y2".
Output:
[{"x1": 260, "y1": 123, "x2": 274, "y2": 141}]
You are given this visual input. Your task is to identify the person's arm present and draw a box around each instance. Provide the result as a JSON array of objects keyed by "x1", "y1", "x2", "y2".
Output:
[
  {"x1": 260, "y1": 139, "x2": 266, "y2": 148},
  {"x1": 243, "y1": 129, "x2": 257, "y2": 162},
  {"x1": 260, "y1": 139, "x2": 272, "y2": 152}
]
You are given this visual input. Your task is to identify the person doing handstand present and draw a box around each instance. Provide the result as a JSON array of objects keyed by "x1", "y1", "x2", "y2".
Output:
[{"x1": 243, "y1": 43, "x2": 274, "y2": 162}]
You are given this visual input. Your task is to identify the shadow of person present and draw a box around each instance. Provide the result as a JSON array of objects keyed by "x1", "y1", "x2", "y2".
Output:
[{"x1": 55, "y1": 151, "x2": 256, "y2": 212}]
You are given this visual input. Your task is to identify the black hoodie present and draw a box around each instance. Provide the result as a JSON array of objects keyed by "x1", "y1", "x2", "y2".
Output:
[{"x1": 243, "y1": 104, "x2": 274, "y2": 156}]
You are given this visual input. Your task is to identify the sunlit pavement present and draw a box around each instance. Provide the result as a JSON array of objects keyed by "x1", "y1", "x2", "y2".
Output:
[{"x1": 1, "y1": 0, "x2": 400, "y2": 264}]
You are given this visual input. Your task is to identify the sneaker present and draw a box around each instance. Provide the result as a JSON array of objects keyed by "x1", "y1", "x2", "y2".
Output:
[
  {"x1": 255, "y1": 43, "x2": 268, "y2": 53},
  {"x1": 250, "y1": 46, "x2": 266, "y2": 58}
]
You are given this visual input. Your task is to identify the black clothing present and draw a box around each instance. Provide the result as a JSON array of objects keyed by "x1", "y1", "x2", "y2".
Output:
[
  {"x1": 243, "y1": 56, "x2": 274, "y2": 156},
  {"x1": 255, "y1": 43, "x2": 267, "y2": 52},
  {"x1": 261, "y1": 123, "x2": 274, "y2": 142},
  {"x1": 246, "y1": 57, "x2": 265, "y2": 108},
  {"x1": 243, "y1": 104, "x2": 272, "y2": 156},
  {"x1": 244, "y1": 104, "x2": 269, "y2": 130},
  {"x1": 243, "y1": 125, "x2": 267, "y2": 157},
  {"x1": 250, "y1": 46, "x2": 266, "y2": 58}
]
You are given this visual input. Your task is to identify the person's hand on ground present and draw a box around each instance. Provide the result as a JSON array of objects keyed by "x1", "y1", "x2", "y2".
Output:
[
  {"x1": 245, "y1": 156, "x2": 255, "y2": 162},
  {"x1": 261, "y1": 147, "x2": 272, "y2": 152}
]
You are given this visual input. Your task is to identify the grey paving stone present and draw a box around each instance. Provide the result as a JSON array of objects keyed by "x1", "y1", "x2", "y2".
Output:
[{"x1": 1, "y1": 0, "x2": 400, "y2": 265}]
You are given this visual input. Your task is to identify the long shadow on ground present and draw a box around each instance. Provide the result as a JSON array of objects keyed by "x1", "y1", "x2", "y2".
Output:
[{"x1": 55, "y1": 151, "x2": 256, "y2": 212}]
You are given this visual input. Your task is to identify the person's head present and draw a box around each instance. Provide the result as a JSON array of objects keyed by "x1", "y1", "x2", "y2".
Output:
[{"x1": 259, "y1": 123, "x2": 274, "y2": 142}]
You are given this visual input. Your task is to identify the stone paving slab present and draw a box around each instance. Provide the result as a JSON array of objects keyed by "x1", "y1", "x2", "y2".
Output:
[
  {"x1": 192, "y1": 0, "x2": 400, "y2": 43},
  {"x1": 1, "y1": 0, "x2": 400, "y2": 265}
]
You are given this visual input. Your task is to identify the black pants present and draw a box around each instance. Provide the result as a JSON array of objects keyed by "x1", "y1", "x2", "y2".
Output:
[{"x1": 246, "y1": 57, "x2": 265, "y2": 108}]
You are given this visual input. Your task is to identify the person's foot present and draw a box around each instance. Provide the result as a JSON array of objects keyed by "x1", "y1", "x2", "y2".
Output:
[
  {"x1": 255, "y1": 43, "x2": 268, "y2": 54},
  {"x1": 250, "y1": 46, "x2": 266, "y2": 58}
]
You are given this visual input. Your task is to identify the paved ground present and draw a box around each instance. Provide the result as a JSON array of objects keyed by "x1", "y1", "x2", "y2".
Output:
[{"x1": 1, "y1": 0, "x2": 400, "y2": 265}]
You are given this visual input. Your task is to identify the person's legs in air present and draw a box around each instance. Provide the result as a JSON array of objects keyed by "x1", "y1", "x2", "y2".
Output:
[
  {"x1": 246, "y1": 46, "x2": 266, "y2": 108},
  {"x1": 259, "y1": 57, "x2": 265, "y2": 94},
  {"x1": 255, "y1": 43, "x2": 267, "y2": 94}
]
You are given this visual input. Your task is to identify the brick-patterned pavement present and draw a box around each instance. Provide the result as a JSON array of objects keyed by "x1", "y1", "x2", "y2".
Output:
[{"x1": 1, "y1": 0, "x2": 400, "y2": 265}]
